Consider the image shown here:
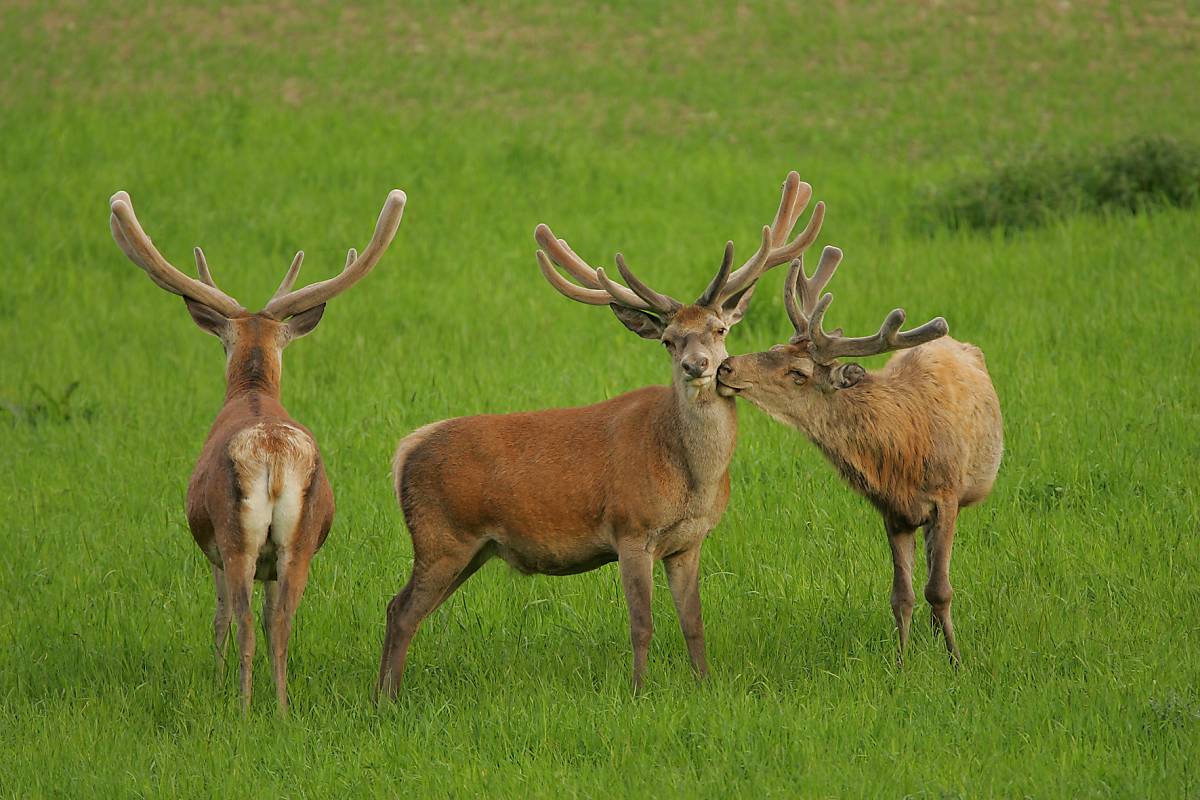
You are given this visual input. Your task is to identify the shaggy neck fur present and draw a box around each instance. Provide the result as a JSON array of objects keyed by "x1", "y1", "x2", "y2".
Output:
[{"x1": 790, "y1": 370, "x2": 934, "y2": 526}]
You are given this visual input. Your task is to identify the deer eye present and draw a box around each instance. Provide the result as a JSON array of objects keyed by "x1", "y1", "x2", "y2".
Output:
[
  {"x1": 715, "y1": 326, "x2": 727, "y2": 337},
  {"x1": 787, "y1": 369, "x2": 808, "y2": 385},
  {"x1": 662, "y1": 339, "x2": 676, "y2": 351}
]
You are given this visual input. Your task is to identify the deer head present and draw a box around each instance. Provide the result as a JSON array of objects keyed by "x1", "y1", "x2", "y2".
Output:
[
  {"x1": 535, "y1": 172, "x2": 826, "y2": 399},
  {"x1": 109, "y1": 190, "x2": 406, "y2": 388},
  {"x1": 716, "y1": 248, "x2": 949, "y2": 413}
]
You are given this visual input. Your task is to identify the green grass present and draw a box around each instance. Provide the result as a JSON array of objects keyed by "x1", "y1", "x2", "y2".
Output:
[{"x1": 2, "y1": 1, "x2": 1199, "y2": 796}]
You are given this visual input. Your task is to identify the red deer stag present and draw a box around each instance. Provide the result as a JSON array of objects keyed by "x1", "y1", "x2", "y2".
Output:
[
  {"x1": 716, "y1": 251, "x2": 1002, "y2": 665},
  {"x1": 377, "y1": 173, "x2": 831, "y2": 696},
  {"x1": 109, "y1": 189, "x2": 406, "y2": 712}
]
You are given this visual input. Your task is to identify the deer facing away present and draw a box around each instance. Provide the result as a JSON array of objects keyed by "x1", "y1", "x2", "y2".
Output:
[
  {"x1": 377, "y1": 173, "x2": 833, "y2": 696},
  {"x1": 109, "y1": 189, "x2": 406, "y2": 711},
  {"x1": 716, "y1": 251, "x2": 1002, "y2": 665}
]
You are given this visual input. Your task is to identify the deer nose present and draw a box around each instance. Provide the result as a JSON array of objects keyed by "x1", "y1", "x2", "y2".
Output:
[{"x1": 682, "y1": 356, "x2": 709, "y2": 379}]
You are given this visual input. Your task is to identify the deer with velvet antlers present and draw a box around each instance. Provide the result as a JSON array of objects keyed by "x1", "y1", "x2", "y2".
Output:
[
  {"x1": 109, "y1": 189, "x2": 406, "y2": 712},
  {"x1": 377, "y1": 173, "x2": 834, "y2": 696},
  {"x1": 716, "y1": 250, "x2": 1002, "y2": 665}
]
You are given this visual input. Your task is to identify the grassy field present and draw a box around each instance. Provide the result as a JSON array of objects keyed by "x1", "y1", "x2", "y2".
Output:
[{"x1": 2, "y1": 1, "x2": 1198, "y2": 796}]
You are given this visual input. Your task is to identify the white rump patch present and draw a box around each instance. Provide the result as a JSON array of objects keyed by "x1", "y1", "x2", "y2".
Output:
[{"x1": 228, "y1": 423, "x2": 318, "y2": 557}]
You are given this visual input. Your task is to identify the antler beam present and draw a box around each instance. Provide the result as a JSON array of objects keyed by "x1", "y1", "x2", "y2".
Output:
[
  {"x1": 109, "y1": 192, "x2": 248, "y2": 318},
  {"x1": 783, "y1": 249, "x2": 949, "y2": 364},
  {"x1": 262, "y1": 190, "x2": 406, "y2": 319},
  {"x1": 717, "y1": 171, "x2": 827, "y2": 303},
  {"x1": 534, "y1": 224, "x2": 681, "y2": 315}
]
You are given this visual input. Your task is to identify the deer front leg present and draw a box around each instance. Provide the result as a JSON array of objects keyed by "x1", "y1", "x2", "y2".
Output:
[
  {"x1": 885, "y1": 518, "x2": 917, "y2": 666},
  {"x1": 617, "y1": 544, "x2": 655, "y2": 694},
  {"x1": 924, "y1": 500, "x2": 961, "y2": 666},
  {"x1": 663, "y1": 546, "x2": 708, "y2": 680},
  {"x1": 211, "y1": 564, "x2": 232, "y2": 686}
]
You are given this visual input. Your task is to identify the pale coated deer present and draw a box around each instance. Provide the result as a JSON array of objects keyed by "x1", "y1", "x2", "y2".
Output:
[
  {"x1": 377, "y1": 173, "x2": 832, "y2": 696},
  {"x1": 716, "y1": 251, "x2": 1002, "y2": 665},
  {"x1": 109, "y1": 189, "x2": 407, "y2": 711}
]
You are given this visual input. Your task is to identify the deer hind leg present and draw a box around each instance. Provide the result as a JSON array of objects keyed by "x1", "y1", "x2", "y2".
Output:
[
  {"x1": 663, "y1": 546, "x2": 707, "y2": 680},
  {"x1": 266, "y1": 551, "x2": 313, "y2": 716},
  {"x1": 885, "y1": 519, "x2": 917, "y2": 666},
  {"x1": 222, "y1": 551, "x2": 259, "y2": 713},
  {"x1": 212, "y1": 563, "x2": 233, "y2": 686},
  {"x1": 435, "y1": 543, "x2": 493, "y2": 610},
  {"x1": 261, "y1": 580, "x2": 278, "y2": 671},
  {"x1": 261, "y1": 475, "x2": 321, "y2": 716},
  {"x1": 375, "y1": 538, "x2": 482, "y2": 701},
  {"x1": 618, "y1": 543, "x2": 655, "y2": 694},
  {"x1": 924, "y1": 500, "x2": 961, "y2": 666}
]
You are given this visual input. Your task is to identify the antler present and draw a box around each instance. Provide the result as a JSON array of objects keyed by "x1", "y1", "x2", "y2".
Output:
[
  {"x1": 715, "y1": 171, "x2": 827, "y2": 304},
  {"x1": 262, "y1": 190, "x2": 406, "y2": 319},
  {"x1": 784, "y1": 252, "x2": 949, "y2": 364},
  {"x1": 534, "y1": 224, "x2": 681, "y2": 316},
  {"x1": 109, "y1": 192, "x2": 248, "y2": 318},
  {"x1": 534, "y1": 171, "x2": 822, "y2": 316},
  {"x1": 783, "y1": 246, "x2": 844, "y2": 339}
]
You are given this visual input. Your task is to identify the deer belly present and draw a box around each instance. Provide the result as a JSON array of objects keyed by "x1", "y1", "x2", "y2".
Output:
[{"x1": 490, "y1": 528, "x2": 617, "y2": 576}]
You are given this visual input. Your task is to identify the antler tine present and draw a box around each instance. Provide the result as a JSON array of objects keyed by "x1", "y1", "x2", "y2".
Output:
[
  {"x1": 109, "y1": 191, "x2": 247, "y2": 317},
  {"x1": 269, "y1": 250, "x2": 305, "y2": 303},
  {"x1": 807, "y1": 292, "x2": 950, "y2": 364},
  {"x1": 697, "y1": 242, "x2": 735, "y2": 307},
  {"x1": 798, "y1": 246, "x2": 843, "y2": 315},
  {"x1": 614, "y1": 253, "x2": 681, "y2": 315},
  {"x1": 536, "y1": 250, "x2": 619, "y2": 305},
  {"x1": 770, "y1": 171, "x2": 809, "y2": 247},
  {"x1": 720, "y1": 172, "x2": 826, "y2": 301},
  {"x1": 534, "y1": 224, "x2": 659, "y2": 312},
  {"x1": 783, "y1": 258, "x2": 807, "y2": 334},
  {"x1": 193, "y1": 247, "x2": 216, "y2": 287},
  {"x1": 262, "y1": 189, "x2": 406, "y2": 319},
  {"x1": 534, "y1": 225, "x2": 604, "y2": 289},
  {"x1": 784, "y1": 245, "x2": 844, "y2": 340},
  {"x1": 345, "y1": 248, "x2": 357, "y2": 268}
]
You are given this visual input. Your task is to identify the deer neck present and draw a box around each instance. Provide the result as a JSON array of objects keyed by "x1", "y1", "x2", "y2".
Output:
[
  {"x1": 224, "y1": 342, "x2": 282, "y2": 403},
  {"x1": 667, "y1": 377, "x2": 738, "y2": 487},
  {"x1": 792, "y1": 370, "x2": 918, "y2": 514}
]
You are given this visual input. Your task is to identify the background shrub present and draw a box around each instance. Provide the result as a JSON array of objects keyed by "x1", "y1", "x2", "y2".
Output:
[{"x1": 924, "y1": 136, "x2": 1200, "y2": 232}]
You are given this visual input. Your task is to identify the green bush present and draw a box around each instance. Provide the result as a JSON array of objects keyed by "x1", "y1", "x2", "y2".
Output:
[{"x1": 925, "y1": 136, "x2": 1200, "y2": 231}]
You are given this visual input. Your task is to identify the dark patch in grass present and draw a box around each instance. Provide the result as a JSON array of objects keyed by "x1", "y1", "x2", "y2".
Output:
[
  {"x1": 2, "y1": 382, "x2": 97, "y2": 427},
  {"x1": 921, "y1": 136, "x2": 1200, "y2": 232},
  {"x1": 1016, "y1": 481, "x2": 1070, "y2": 511},
  {"x1": 1147, "y1": 690, "x2": 1200, "y2": 732}
]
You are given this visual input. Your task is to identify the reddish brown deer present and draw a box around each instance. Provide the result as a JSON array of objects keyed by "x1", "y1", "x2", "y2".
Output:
[
  {"x1": 109, "y1": 189, "x2": 407, "y2": 712},
  {"x1": 716, "y1": 252, "x2": 1002, "y2": 665},
  {"x1": 377, "y1": 173, "x2": 831, "y2": 696}
]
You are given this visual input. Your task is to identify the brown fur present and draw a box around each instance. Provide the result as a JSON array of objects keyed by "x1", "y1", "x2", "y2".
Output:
[
  {"x1": 183, "y1": 314, "x2": 335, "y2": 713},
  {"x1": 718, "y1": 336, "x2": 1002, "y2": 664},
  {"x1": 377, "y1": 305, "x2": 741, "y2": 697},
  {"x1": 110, "y1": 186, "x2": 404, "y2": 713}
]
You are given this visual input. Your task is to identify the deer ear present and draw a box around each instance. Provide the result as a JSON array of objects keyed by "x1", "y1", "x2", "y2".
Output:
[
  {"x1": 721, "y1": 283, "x2": 757, "y2": 326},
  {"x1": 830, "y1": 362, "x2": 866, "y2": 389},
  {"x1": 609, "y1": 304, "x2": 666, "y2": 340},
  {"x1": 286, "y1": 303, "x2": 326, "y2": 340},
  {"x1": 183, "y1": 297, "x2": 230, "y2": 337}
]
